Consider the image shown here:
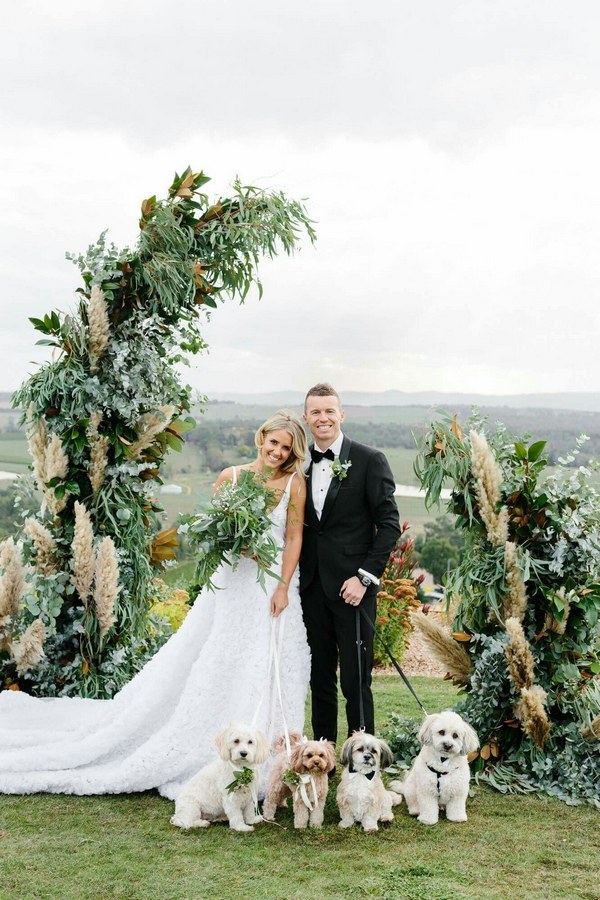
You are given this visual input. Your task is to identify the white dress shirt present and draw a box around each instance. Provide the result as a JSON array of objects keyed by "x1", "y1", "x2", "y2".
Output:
[{"x1": 311, "y1": 432, "x2": 344, "y2": 519}]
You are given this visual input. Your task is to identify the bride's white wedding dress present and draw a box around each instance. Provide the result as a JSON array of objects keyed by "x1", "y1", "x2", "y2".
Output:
[{"x1": 0, "y1": 471, "x2": 310, "y2": 799}]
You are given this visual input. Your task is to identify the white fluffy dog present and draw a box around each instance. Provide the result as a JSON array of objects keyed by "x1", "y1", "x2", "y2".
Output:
[
  {"x1": 171, "y1": 723, "x2": 269, "y2": 832},
  {"x1": 337, "y1": 732, "x2": 402, "y2": 833},
  {"x1": 391, "y1": 710, "x2": 479, "y2": 826}
]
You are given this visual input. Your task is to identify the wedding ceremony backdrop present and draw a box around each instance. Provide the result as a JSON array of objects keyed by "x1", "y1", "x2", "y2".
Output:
[
  {"x1": 0, "y1": 168, "x2": 598, "y2": 811},
  {"x1": 0, "y1": 168, "x2": 314, "y2": 698},
  {"x1": 384, "y1": 416, "x2": 600, "y2": 806}
]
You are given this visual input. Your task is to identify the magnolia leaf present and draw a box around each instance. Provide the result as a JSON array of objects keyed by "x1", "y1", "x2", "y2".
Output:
[
  {"x1": 527, "y1": 440, "x2": 546, "y2": 462},
  {"x1": 514, "y1": 442, "x2": 527, "y2": 460},
  {"x1": 480, "y1": 744, "x2": 491, "y2": 760}
]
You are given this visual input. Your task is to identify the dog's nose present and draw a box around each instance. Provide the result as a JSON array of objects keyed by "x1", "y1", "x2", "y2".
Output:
[
  {"x1": 443, "y1": 742, "x2": 453, "y2": 752},
  {"x1": 239, "y1": 751, "x2": 248, "y2": 758},
  {"x1": 363, "y1": 753, "x2": 373, "y2": 761}
]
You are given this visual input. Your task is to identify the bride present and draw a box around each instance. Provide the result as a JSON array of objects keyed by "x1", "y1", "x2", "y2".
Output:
[{"x1": 0, "y1": 411, "x2": 310, "y2": 799}]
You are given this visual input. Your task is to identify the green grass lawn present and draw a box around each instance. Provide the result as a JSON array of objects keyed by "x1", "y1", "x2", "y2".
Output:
[{"x1": 1, "y1": 675, "x2": 597, "y2": 900}]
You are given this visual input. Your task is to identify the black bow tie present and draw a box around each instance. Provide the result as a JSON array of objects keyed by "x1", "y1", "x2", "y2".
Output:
[{"x1": 311, "y1": 447, "x2": 335, "y2": 464}]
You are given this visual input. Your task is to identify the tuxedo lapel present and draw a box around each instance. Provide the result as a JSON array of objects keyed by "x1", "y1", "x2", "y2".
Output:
[
  {"x1": 319, "y1": 435, "x2": 352, "y2": 525},
  {"x1": 305, "y1": 455, "x2": 319, "y2": 526}
]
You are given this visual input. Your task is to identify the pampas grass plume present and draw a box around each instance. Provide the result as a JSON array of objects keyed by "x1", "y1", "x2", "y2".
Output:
[
  {"x1": 0, "y1": 538, "x2": 27, "y2": 626},
  {"x1": 88, "y1": 286, "x2": 110, "y2": 372},
  {"x1": 94, "y1": 536, "x2": 121, "y2": 639},
  {"x1": 11, "y1": 618, "x2": 46, "y2": 675},
  {"x1": 515, "y1": 684, "x2": 550, "y2": 748},
  {"x1": 503, "y1": 541, "x2": 528, "y2": 622},
  {"x1": 469, "y1": 430, "x2": 509, "y2": 546},
  {"x1": 44, "y1": 433, "x2": 70, "y2": 515},
  {"x1": 71, "y1": 501, "x2": 95, "y2": 603},
  {"x1": 411, "y1": 612, "x2": 472, "y2": 686},
  {"x1": 26, "y1": 406, "x2": 47, "y2": 490},
  {"x1": 129, "y1": 405, "x2": 176, "y2": 460},
  {"x1": 24, "y1": 517, "x2": 57, "y2": 574},
  {"x1": 87, "y1": 412, "x2": 110, "y2": 494},
  {"x1": 581, "y1": 715, "x2": 600, "y2": 741},
  {"x1": 504, "y1": 617, "x2": 535, "y2": 690}
]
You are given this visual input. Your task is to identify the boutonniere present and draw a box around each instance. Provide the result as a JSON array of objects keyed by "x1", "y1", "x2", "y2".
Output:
[
  {"x1": 225, "y1": 766, "x2": 255, "y2": 793},
  {"x1": 330, "y1": 458, "x2": 352, "y2": 481}
]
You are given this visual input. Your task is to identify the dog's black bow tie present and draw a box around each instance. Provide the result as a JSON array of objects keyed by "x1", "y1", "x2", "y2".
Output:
[{"x1": 311, "y1": 447, "x2": 335, "y2": 464}]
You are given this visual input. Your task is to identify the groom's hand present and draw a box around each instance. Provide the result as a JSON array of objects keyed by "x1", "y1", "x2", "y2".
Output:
[{"x1": 340, "y1": 577, "x2": 367, "y2": 607}]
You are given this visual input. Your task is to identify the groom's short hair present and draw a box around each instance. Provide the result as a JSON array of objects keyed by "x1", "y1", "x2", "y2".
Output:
[{"x1": 304, "y1": 383, "x2": 341, "y2": 410}]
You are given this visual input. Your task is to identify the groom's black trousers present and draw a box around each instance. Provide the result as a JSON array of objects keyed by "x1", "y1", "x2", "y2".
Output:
[{"x1": 301, "y1": 573, "x2": 376, "y2": 744}]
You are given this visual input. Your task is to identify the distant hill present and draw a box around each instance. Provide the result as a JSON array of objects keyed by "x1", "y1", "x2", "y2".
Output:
[{"x1": 207, "y1": 390, "x2": 600, "y2": 413}]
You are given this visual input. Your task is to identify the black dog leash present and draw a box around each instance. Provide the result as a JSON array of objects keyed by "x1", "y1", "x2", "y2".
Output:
[
  {"x1": 355, "y1": 608, "x2": 366, "y2": 730},
  {"x1": 359, "y1": 606, "x2": 429, "y2": 717}
]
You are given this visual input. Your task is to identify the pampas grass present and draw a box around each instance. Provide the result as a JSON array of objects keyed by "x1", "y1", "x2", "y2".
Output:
[
  {"x1": 581, "y1": 715, "x2": 600, "y2": 741},
  {"x1": 0, "y1": 538, "x2": 27, "y2": 627},
  {"x1": 26, "y1": 406, "x2": 47, "y2": 490},
  {"x1": 93, "y1": 537, "x2": 121, "y2": 639},
  {"x1": 503, "y1": 541, "x2": 528, "y2": 622},
  {"x1": 515, "y1": 684, "x2": 551, "y2": 747},
  {"x1": 87, "y1": 412, "x2": 110, "y2": 494},
  {"x1": 71, "y1": 502, "x2": 95, "y2": 603},
  {"x1": 128, "y1": 405, "x2": 175, "y2": 460},
  {"x1": 88, "y1": 286, "x2": 110, "y2": 372},
  {"x1": 470, "y1": 430, "x2": 509, "y2": 546},
  {"x1": 411, "y1": 612, "x2": 472, "y2": 686},
  {"x1": 11, "y1": 618, "x2": 46, "y2": 674},
  {"x1": 23, "y1": 518, "x2": 57, "y2": 574},
  {"x1": 504, "y1": 617, "x2": 535, "y2": 690},
  {"x1": 44, "y1": 434, "x2": 70, "y2": 515}
]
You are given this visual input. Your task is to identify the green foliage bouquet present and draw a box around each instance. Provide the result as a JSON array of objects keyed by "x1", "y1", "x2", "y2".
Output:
[{"x1": 182, "y1": 470, "x2": 283, "y2": 593}]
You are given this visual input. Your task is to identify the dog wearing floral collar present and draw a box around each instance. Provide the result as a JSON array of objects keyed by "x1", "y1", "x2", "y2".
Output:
[
  {"x1": 170, "y1": 723, "x2": 268, "y2": 831},
  {"x1": 262, "y1": 733, "x2": 335, "y2": 829}
]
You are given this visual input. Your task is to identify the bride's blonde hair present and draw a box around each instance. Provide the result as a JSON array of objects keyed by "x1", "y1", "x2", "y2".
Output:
[{"x1": 254, "y1": 410, "x2": 307, "y2": 479}]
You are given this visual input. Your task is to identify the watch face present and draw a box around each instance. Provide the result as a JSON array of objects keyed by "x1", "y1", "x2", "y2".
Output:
[{"x1": 360, "y1": 575, "x2": 371, "y2": 586}]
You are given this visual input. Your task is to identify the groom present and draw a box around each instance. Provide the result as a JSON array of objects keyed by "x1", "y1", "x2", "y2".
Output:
[{"x1": 300, "y1": 383, "x2": 400, "y2": 746}]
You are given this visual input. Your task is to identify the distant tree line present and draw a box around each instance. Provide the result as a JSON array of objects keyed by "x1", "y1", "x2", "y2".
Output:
[{"x1": 185, "y1": 409, "x2": 600, "y2": 470}]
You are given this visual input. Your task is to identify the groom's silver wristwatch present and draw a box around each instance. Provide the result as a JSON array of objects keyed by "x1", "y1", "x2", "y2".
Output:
[{"x1": 358, "y1": 572, "x2": 374, "y2": 587}]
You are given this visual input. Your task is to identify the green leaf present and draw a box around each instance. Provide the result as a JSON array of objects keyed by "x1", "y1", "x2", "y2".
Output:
[
  {"x1": 514, "y1": 442, "x2": 527, "y2": 460},
  {"x1": 29, "y1": 317, "x2": 51, "y2": 333},
  {"x1": 527, "y1": 440, "x2": 547, "y2": 462}
]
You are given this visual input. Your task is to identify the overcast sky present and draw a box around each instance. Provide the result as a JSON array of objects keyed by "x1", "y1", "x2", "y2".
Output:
[{"x1": 1, "y1": 0, "x2": 599, "y2": 398}]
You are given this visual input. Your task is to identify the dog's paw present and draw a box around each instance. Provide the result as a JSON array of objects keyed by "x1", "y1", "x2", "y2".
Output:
[
  {"x1": 417, "y1": 815, "x2": 438, "y2": 826},
  {"x1": 170, "y1": 815, "x2": 210, "y2": 829},
  {"x1": 231, "y1": 823, "x2": 254, "y2": 832},
  {"x1": 250, "y1": 814, "x2": 264, "y2": 824},
  {"x1": 380, "y1": 814, "x2": 394, "y2": 824},
  {"x1": 447, "y1": 814, "x2": 468, "y2": 823},
  {"x1": 338, "y1": 819, "x2": 353, "y2": 829}
]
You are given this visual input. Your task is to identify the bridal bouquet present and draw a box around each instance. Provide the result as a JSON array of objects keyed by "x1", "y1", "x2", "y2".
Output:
[{"x1": 180, "y1": 470, "x2": 283, "y2": 593}]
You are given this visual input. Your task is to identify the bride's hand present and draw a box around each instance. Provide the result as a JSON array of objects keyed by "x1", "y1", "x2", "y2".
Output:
[{"x1": 271, "y1": 585, "x2": 289, "y2": 618}]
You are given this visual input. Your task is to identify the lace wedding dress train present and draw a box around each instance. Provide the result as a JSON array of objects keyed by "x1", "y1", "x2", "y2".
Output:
[{"x1": 0, "y1": 473, "x2": 310, "y2": 799}]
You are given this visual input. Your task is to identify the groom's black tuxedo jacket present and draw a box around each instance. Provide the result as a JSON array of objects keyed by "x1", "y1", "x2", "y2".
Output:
[{"x1": 299, "y1": 436, "x2": 401, "y2": 601}]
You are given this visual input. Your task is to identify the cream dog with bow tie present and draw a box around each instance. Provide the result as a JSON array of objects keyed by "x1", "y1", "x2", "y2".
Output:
[{"x1": 336, "y1": 732, "x2": 402, "y2": 832}]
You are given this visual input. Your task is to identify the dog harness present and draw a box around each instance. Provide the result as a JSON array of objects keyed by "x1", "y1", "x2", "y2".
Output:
[{"x1": 426, "y1": 757, "x2": 448, "y2": 795}]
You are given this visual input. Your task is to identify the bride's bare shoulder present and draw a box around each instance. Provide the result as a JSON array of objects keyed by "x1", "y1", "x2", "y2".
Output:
[{"x1": 213, "y1": 466, "x2": 235, "y2": 492}]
